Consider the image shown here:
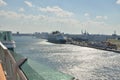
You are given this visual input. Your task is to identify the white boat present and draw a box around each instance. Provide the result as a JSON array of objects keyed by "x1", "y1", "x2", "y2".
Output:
[
  {"x1": 47, "y1": 31, "x2": 67, "y2": 44},
  {"x1": 0, "y1": 31, "x2": 15, "y2": 51}
]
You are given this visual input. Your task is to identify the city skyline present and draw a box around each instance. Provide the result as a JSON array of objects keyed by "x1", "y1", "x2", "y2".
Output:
[{"x1": 0, "y1": 0, "x2": 120, "y2": 34}]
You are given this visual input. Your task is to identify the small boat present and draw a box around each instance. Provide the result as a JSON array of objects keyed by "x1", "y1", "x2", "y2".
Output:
[{"x1": 0, "y1": 31, "x2": 15, "y2": 51}]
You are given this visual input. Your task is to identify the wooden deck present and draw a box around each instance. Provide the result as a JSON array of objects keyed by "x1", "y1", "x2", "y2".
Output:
[{"x1": 0, "y1": 62, "x2": 6, "y2": 80}]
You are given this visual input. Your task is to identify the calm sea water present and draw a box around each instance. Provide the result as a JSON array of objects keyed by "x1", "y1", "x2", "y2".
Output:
[{"x1": 14, "y1": 36, "x2": 120, "y2": 80}]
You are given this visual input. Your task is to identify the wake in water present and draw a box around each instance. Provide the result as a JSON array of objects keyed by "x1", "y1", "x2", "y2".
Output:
[{"x1": 36, "y1": 39, "x2": 55, "y2": 45}]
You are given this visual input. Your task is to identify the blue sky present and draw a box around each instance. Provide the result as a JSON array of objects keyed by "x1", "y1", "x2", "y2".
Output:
[{"x1": 0, "y1": 0, "x2": 120, "y2": 34}]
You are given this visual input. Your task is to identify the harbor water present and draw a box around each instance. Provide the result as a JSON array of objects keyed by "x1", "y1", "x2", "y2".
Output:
[{"x1": 14, "y1": 36, "x2": 120, "y2": 80}]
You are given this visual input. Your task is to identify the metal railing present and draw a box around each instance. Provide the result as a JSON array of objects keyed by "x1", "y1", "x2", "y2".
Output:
[{"x1": 0, "y1": 42, "x2": 28, "y2": 80}]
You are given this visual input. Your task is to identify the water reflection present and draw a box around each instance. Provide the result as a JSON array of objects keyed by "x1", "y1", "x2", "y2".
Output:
[{"x1": 14, "y1": 36, "x2": 120, "y2": 80}]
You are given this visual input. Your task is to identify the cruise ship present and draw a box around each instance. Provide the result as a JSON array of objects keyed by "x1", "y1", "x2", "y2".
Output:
[
  {"x1": 47, "y1": 31, "x2": 67, "y2": 44},
  {"x1": 34, "y1": 31, "x2": 67, "y2": 44},
  {"x1": 0, "y1": 31, "x2": 16, "y2": 51}
]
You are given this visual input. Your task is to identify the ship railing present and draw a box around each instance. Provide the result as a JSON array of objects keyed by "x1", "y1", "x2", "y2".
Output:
[{"x1": 0, "y1": 42, "x2": 28, "y2": 80}]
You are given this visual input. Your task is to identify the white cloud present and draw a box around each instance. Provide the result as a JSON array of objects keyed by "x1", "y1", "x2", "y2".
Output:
[
  {"x1": 24, "y1": 1, "x2": 33, "y2": 7},
  {"x1": 84, "y1": 13, "x2": 90, "y2": 17},
  {"x1": 104, "y1": 16, "x2": 108, "y2": 20},
  {"x1": 0, "y1": 10, "x2": 81, "y2": 33},
  {"x1": 0, "y1": 0, "x2": 7, "y2": 6},
  {"x1": 39, "y1": 6, "x2": 74, "y2": 17},
  {"x1": 96, "y1": 16, "x2": 108, "y2": 20},
  {"x1": 116, "y1": 0, "x2": 120, "y2": 4},
  {"x1": 88, "y1": 20, "x2": 105, "y2": 26},
  {"x1": 0, "y1": 10, "x2": 111, "y2": 34},
  {"x1": 19, "y1": 8, "x2": 25, "y2": 12},
  {"x1": 0, "y1": 10, "x2": 45, "y2": 20},
  {"x1": 0, "y1": 10, "x2": 20, "y2": 18},
  {"x1": 96, "y1": 16, "x2": 102, "y2": 19}
]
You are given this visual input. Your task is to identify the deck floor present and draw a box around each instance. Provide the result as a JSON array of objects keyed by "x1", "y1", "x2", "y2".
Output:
[{"x1": 0, "y1": 62, "x2": 6, "y2": 80}]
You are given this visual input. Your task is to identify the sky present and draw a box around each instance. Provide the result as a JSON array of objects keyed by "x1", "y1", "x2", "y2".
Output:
[{"x1": 0, "y1": 0, "x2": 120, "y2": 34}]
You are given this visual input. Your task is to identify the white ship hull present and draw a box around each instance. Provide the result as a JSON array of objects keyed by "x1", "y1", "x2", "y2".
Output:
[{"x1": 2, "y1": 41, "x2": 16, "y2": 49}]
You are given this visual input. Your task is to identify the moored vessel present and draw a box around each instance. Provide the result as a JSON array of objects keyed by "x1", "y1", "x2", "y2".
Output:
[
  {"x1": 0, "y1": 31, "x2": 15, "y2": 51},
  {"x1": 47, "y1": 31, "x2": 67, "y2": 44}
]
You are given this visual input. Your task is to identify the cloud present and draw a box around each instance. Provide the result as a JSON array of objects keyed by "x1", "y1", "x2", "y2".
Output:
[
  {"x1": 39, "y1": 6, "x2": 74, "y2": 17},
  {"x1": 0, "y1": 10, "x2": 20, "y2": 18},
  {"x1": 0, "y1": 10, "x2": 111, "y2": 34},
  {"x1": 116, "y1": 0, "x2": 120, "y2": 4},
  {"x1": 24, "y1": 1, "x2": 33, "y2": 7},
  {"x1": 19, "y1": 8, "x2": 25, "y2": 12},
  {"x1": 1, "y1": 10, "x2": 108, "y2": 34},
  {"x1": 84, "y1": 13, "x2": 90, "y2": 17},
  {"x1": 0, "y1": 10, "x2": 81, "y2": 33},
  {"x1": 0, "y1": 0, "x2": 7, "y2": 6},
  {"x1": 0, "y1": 10, "x2": 45, "y2": 20},
  {"x1": 96, "y1": 16, "x2": 108, "y2": 20}
]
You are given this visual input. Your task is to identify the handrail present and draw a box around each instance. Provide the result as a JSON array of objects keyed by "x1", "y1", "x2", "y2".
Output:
[{"x1": 0, "y1": 42, "x2": 28, "y2": 80}]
